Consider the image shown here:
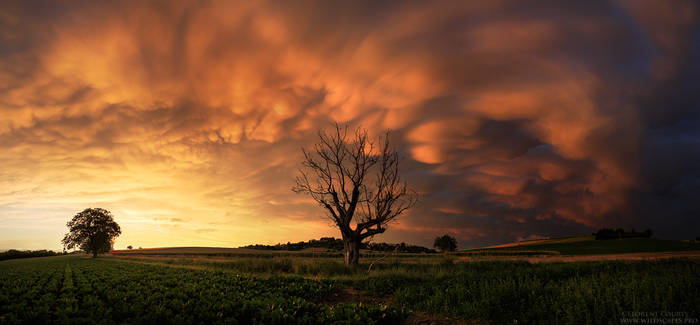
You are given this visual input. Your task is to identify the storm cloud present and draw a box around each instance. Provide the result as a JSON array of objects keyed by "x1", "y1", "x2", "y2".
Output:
[{"x1": 0, "y1": 0, "x2": 698, "y2": 249}]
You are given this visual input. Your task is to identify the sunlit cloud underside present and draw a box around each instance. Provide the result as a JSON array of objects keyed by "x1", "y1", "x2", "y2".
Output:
[{"x1": 1, "y1": 1, "x2": 699, "y2": 250}]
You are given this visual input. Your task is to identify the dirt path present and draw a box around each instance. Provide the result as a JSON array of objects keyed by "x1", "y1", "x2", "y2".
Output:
[
  {"x1": 324, "y1": 288, "x2": 487, "y2": 324},
  {"x1": 405, "y1": 312, "x2": 489, "y2": 325},
  {"x1": 323, "y1": 288, "x2": 391, "y2": 305},
  {"x1": 457, "y1": 251, "x2": 700, "y2": 263}
]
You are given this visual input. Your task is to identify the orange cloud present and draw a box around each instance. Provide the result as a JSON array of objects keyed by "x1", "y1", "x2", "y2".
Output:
[{"x1": 0, "y1": 1, "x2": 698, "y2": 249}]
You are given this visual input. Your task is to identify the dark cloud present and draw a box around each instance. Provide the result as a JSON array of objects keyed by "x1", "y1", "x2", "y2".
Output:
[{"x1": 0, "y1": 0, "x2": 698, "y2": 249}]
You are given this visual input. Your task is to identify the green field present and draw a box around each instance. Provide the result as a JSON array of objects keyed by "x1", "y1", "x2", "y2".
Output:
[
  {"x1": 475, "y1": 237, "x2": 700, "y2": 255},
  {"x1": 1, "y1": 255, "x2": 699, "y2": 324},
  {"x1": 0, "y1": 256, "x2": 403, "y2": 324}
]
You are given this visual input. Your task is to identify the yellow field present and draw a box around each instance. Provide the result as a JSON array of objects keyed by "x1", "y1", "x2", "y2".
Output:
[
  {"x1": 112, "y1": 247, "x2": 270, "y2": 255},
  {"x1": 480, "y1": 235, "x2": 594, "y2": 249}
]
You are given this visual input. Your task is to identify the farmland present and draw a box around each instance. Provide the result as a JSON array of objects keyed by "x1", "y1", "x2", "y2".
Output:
[
  {"x1": 2, "y1": 247, "x2": 699, "y2": 324},
  {"x1": 475, "y1": 236, "x2": 700, "y2": 256},
  {"x1": 0, "y1": 256, "x2": 403, "y2": 324}
]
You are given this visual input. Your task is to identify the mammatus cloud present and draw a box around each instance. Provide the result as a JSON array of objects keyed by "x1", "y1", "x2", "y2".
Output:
[{"x1": 0, "y1": 0, "x2": 698, "y2": 249}]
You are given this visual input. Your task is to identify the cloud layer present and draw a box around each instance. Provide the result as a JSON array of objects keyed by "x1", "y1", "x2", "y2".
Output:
[{"x1": 1, "y1": 0, "x2": 698, "y2": 249}]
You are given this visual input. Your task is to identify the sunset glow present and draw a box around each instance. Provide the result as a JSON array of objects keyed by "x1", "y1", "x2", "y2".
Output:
[{"x1": 1, "y1": 1, "x2": 699, "y2": 250}]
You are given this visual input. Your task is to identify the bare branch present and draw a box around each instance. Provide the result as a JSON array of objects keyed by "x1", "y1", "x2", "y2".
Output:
[{"x1": 292, "y1": 124, "x2": 418, "y2": 265}]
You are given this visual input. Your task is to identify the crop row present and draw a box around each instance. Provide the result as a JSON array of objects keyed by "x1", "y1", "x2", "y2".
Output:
[
  {"x1": 3, "y1": 256, "x2": 698, "y2": 324},
  {"x1": 0, "y1": 257, "x2": 405, "y2": 324},
  {"x1": 352, "y1": 259, "x2": 700, "y2": 324}
]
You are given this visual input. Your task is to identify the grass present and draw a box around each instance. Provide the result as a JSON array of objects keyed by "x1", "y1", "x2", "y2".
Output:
[
  {"x1": 114, "y1": 237, "x2": 700, "y2": 259},
  {"x1": 480, "y1": 237, "x2": 700, "y2": 255},
  {"x1": 484, "y1": 235, "x2": 593, "y2": 249},
  {"x1": 0, "y1": 256, "x2": 405, "y2": 324},
  {"x1": 112, "y1": 247, "x2": 436, "y2": 259},
  {"x1": 4, "y1": 238, "x2": 700, "y2": 324},
  {"x1": 393, "y1": 259, "x2": 699, "y2": 323},
  {"x1": 2, "y1": 255, "x2": 699, "y2": 324},
  {"x1": 111, "y1": 255, "x2": 466, "y2": 278}
]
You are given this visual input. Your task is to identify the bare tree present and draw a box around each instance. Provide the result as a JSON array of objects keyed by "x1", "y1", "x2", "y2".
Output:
[{"x1": 293, "y1": 124, "x2": 417, "y2": 265}]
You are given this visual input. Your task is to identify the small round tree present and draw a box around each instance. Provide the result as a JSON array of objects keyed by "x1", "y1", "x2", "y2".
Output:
[
  {"x1": 62, "y1": 208, "x2": 121, "y2": 258},
  {"x1": 434, "y1": 234, "x2": 457, "y2": 253}
]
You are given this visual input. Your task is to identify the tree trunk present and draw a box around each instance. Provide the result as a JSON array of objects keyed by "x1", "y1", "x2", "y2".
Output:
[
  {"x1": 92, "y1": 250, "x2": 97, "y2": 258},
  {"x1": 342, "y1": 236, "x2": 361, "y2": 266}
]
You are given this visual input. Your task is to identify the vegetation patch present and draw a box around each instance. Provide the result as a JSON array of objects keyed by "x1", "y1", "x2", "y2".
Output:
[
  {"x1": 482, "y1": 237, "x2": 700, "y2": 255},
  {"x1": 2, "y1": 252, "x2": 698, "y2": 324},
  {"x1": 0, "y1": 257, "x2": 406, "y2": 324}
]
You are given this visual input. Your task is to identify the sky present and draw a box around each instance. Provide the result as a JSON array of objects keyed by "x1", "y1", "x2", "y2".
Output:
[{"x1": 1, "y1": 0, "x2": 699, "y2": 250}]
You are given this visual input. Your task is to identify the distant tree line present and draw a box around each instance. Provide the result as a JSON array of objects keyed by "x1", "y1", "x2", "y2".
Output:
[
  {"x1": 366, "y1": 242, "x2": 435, "y2": 254},
  {"x1": 593, "y1": 228, "x2": 652, "y2": 240},
  {"x1": 242, "y1": 237, "x2": 436, "y2": 253},
  {"x1": 0, "y1": 249, "x2": 65, "y2": 261}
]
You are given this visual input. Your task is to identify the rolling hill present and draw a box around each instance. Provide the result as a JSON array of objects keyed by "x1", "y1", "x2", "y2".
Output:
[{"x1": 473, "y1": 236, "x2": 700, "y2": 255}]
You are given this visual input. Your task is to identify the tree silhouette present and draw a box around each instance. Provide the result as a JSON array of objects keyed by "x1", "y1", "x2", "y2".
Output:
[
  {"x1": 293, "y1": 124, "x2": 417, "y2": 265},
  {"x1": 434, "y1": 235, "x2": 457, "y2": 252},
  {"x1": 62, "y1": 208, "x2": 121, "y2": 258}
]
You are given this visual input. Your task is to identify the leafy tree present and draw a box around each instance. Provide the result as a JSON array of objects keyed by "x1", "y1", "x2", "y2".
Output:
[
  {"x1": 62, "y1": 208, "x2": 121, "y2": 258},
  {"x1": 293, "y1": 124, "x2": 417, "y2": 265},
  {"x1": 434, "y1": 234, "x2": 457, "y2": 252},
  {"x1": 127, "y1": 245, "x2": 133, "y2": 250}
]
